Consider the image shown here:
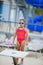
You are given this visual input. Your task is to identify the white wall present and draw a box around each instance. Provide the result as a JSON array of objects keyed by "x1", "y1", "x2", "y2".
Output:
[{"x1": 2, "y1": 2, "x2": 10, "y2": 21}]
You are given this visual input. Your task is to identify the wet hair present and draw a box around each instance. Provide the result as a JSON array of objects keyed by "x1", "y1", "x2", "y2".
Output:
[{"x1": 19, "y1": 19, "x2": 25, "y2": 22}]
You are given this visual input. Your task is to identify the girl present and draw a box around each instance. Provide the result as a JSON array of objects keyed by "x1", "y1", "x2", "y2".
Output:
[{"x1": 13, "y1": 19, "x2": 28, "y2": 65}]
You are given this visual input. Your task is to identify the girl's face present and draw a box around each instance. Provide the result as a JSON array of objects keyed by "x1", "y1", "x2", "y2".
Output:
[{"x1": 19, "y1": 20, "x2": 25, "y2": 28}]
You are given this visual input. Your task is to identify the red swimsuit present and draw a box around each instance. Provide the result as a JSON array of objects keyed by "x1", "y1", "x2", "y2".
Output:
[{"x1": 16, "y1": 28, "x2": 26, "y2": 43}]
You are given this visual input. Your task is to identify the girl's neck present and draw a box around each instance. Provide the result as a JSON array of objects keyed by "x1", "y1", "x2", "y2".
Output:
[{"x1": 19, "y1": 27, "x2": 24, "y2": 29}]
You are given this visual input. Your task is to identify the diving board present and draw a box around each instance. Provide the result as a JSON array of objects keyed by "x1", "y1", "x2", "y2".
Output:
[
  {"x1": 0, "y1": 49, "x2": 29, "y2": 65},
  {"x1": 0, "y1": 49, "x2": 29, "y2": 58}
]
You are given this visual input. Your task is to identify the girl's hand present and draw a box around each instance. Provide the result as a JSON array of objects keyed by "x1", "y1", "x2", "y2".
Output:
[{"x1": 25, "y1": 41, "x2": 28, "y2": 45}]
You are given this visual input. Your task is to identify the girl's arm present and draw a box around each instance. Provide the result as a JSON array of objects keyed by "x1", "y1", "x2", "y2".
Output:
[
  {"x1": 13, "y1": 29, "x2": 17, "y2": 44},
  {"x1": 25, "y1": 28, "x2": 29, "y2": 45}
]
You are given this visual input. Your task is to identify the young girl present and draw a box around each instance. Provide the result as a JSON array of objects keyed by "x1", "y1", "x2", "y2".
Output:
[{"x1": 13, "y1": 19, "x2": 28, "y2": 65}]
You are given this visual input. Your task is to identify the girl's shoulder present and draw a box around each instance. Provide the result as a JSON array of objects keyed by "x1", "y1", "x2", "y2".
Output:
[{"x1": 24, "y1": 28, "x2": 29, "y2": 32}]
